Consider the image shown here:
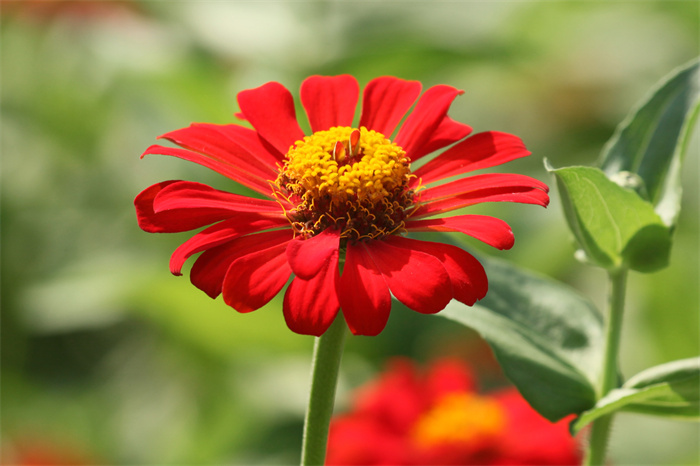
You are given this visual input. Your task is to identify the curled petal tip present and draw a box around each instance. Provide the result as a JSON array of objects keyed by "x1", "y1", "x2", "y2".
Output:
[
  {"x1": 333, "y1": 140, "x2": 347, "y2": 163},
  {"x1": 349, "y1": 129, "x2": 361, "y2": 156}
]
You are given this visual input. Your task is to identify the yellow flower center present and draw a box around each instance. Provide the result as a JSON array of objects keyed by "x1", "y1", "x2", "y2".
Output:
[
  {"x1": 411, "y1": 392, "x2": 505, "y2": 450},
  {"x1": 274, "y1": 126, "x2": 415, "y2": 241}
]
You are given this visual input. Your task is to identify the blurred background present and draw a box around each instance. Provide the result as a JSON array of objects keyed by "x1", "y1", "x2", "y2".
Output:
[{"x1": 1, "y1": 1, "x2": 698, "y2": 464}]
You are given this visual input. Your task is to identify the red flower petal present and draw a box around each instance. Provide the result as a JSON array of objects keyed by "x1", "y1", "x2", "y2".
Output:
[
  {"x1": 141, "y1": 144, "x2": 273, "y2": 197},
  {"x1": 190, "y1": 230, "x2": 293, "y2": 298},
  {"x1": 407, "y1": 215, "x2": 515, "y2": 250},
  {"x1": 409, "y1": 115, "x2": 473, "y2": 162},
  {"x1": 337, "y1": 242, "x2": 391, "y2": 336},
  {"x1": 169, "y1": 216, "x2": 290, "y2": 275},
  {"x1": 153, "y1": 180, "x2": 286, "y2": 214},
  {"x1": 365, "y1": 238, "x2": 452, "y2": 314},
  {"x1": 353, "y1": 358, "x2": 428, "y2": 430},
  {"x1": 283, "y1": 250, "x2": 340, "y2": 336},
  {"x1": 237, "y1": 81, "x2": 305, "y2": 155},
  {"x1": 420, "y1": 173, "x2": 549, "y2": 202},
  {"x1": 135, "y1": 181, "x2": 235, "y2": 233},
  {"x1": 198, "y1": 123, "x2": 284, "y2": 166},
  {"x1": 495, "y1": 390, "x2": 582, "y2": 465},
  {"x1": 413, "y1": 131, "x2": 531, "y2": 186},
  {"x1": 359, "y1": 77, "x2": 422, "y2": 137},
  {"x1": 301, "y1": 75, "x2": 359, "y2": 133},
  {"x1": 387, "y1": 237, "x2": 487, "y2": 305},
  {"x1": 222, "y1": 239, "x2": 293, "y2": 313},
  {"x1": 414, "y1": 188, "x2": 551, "y2": 219},
  {"x1": 158, "y1": 124, "x2": 278, "y2": 179},
  {"x1": 425, "y1": 358, "x2": 478, "y2": 400},
  {"x1": 411, "y1": 173, "x2": 550, "y2": 218},
  {"x1": 286, "y1": 228, "x2": 340, "y2": 279},
  {"x1": 394, "y1": 84, "x2": 465, "y2": 160},
  {"x1": 327, "y1": 416, "x2": 412, "y2": 466}
]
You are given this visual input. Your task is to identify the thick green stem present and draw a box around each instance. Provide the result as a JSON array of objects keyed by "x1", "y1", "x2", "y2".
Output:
[
  {"x1": 300, "y1": 314, "x2": 347, "y2": 466},
  {"x1": 584, "y1": 267, "x2": 628, "y2": 466}
]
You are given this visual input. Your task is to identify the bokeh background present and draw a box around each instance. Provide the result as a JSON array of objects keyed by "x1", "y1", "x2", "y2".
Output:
[{"x1": 2, "y1": 1, "x2": 698, "y2": 464}]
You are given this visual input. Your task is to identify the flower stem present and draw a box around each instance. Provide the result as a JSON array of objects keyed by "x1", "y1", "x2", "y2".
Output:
[
  {"x1": 301, "y1": 314, "x2": 347, "y2": 466},
  {"x1": 584, "y1": 267, "x2": 628, "y2": 466}
]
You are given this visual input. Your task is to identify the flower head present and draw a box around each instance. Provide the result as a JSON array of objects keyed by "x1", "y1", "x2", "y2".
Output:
[
  {"x1": 135, "y1": 75, "x2": 549, "y2": 336},
  {"x1": 325, "y1": 358, "x2": 581, "y2": 465}
]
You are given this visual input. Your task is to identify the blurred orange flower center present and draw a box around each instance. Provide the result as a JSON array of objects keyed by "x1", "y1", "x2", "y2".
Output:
[
  {"x1": 411, "y1": 392, "x2": 505, "y2": 450},
  {"x1": 274, "y1": 126, "x2": 416, "y2": 241}
]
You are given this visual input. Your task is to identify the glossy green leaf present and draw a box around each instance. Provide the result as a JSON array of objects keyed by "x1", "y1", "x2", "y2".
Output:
[
  {"x1": 572, "y1": 358, "x2": 700, "y2": 433},
  {"x1": 440, "y1": 256, "x2": 603, "y2": 422},
  {"x1": 599, "y1": 59, "x2": 700, "y2": 227},
  {"x1": 547, "y1": 164, "x2": 672, "y2": 272}
]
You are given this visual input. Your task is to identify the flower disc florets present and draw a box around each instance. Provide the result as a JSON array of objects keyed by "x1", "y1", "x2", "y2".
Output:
[
  {"x1": 274, "y1": 126, "x2": 415, "y2": 242},
  {"x1": 411, "y1": 392, "x2": 504, "y2": 449}
]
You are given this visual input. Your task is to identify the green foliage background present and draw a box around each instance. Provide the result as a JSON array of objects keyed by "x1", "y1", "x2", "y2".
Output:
[{"x1": 2, "y1": 1, "x2": 698, "y2": 464}]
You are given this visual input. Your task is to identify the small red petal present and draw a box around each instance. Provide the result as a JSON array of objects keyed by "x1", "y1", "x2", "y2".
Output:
[
  {"x1": 337, "y1": 242, "x2": 391, "y2": 336},
  {"x1": 365, "y1": 239, "x2": 452, "y2": 314},
  {"x1": 192, "y1": 123, "x2": 284, "y2": 166},
  {"x1": 419, "y1": 173, "x2": 549, "y2": 203},
  {"x1": 153, "y1": 180, "x2": 285, "y2": 214},
  {"x1": 359, "y1": 77, "x2": 422, "y2": 137},
  {"x1": 222, "y1": 240, "x2": 293, "y2": 313},
  {"x1": 135, "y1": 181, "x2": 234, "y2": 233},
  {"x1": 410, "y1": 173, "x2": 550, "y2": 218},
  {"x1": 169, "y1": 216, "x2": 291, "y2": 275},
  {"x1": 349, "y1": 129, "x2": 361, "y2": 156},
  {"x1": 141, "y1": 144, "x2": 274, "y2": 197},
  {"x1": 283, "y1": 249, "x2": 340, "y2": 336},
  {"x1": 191, "y1": 230, "x2": 293, "y2": 299},
  {"x1": 406, "y1": 215, "x2": 515, "y2": 250},
  {"x1": 411, "y1": 186, "x2": 550, "y2": 219},
  {"x1": 387, "y1": 236, "x2": 487, "y2": 305},
  {"x1": 394, "y1": 84, "x2": 465, "y2": 160},
  {"x1": 301, "y1": 75, "x2": 359, "y2": 133},
  {"x1": 286, "y1": 229, "x2": 340, "y2": 279},
  {"x1": 237, "y1": 81, "x2": 305, "y2": 155},
  {"x1": 409, "y1": 115, "x2": 473, "y2": 162},
  {"x1": 413, "y1": 131, "x2": 531, "y2": 186},
  {"x1": 333, "y1": 140, "x2": 346, "y2": 163},
  {"x1": 158, "y1": 124, "x2": 278, "y2": 179}
]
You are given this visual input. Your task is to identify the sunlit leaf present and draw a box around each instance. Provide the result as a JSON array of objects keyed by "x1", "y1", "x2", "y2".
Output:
[
  {"x1": 599, "y1": 59, "x2": 700, "y2": 227},
  {"x1": 546, "y1": 164, "x2": 672, "y2": 273},
  {"x1": 440, "y1": 256, "x2": 603, "y2": 422},
  {"x1": 572, "y1": 358, "x2": 700, "y2": 433}
]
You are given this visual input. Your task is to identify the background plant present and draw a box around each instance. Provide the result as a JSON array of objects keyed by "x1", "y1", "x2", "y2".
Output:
[{"x1": 441, "y1": 58, "x2": 699, "y2": 465}]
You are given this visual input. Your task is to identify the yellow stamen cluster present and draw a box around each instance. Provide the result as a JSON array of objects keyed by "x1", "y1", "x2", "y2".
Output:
[
  {"x1": 411, "y1": 393, "x2": 505, "y2": 449},
  {"x1": 273, "y1": 126, "x2": 415, "y2": 241}
]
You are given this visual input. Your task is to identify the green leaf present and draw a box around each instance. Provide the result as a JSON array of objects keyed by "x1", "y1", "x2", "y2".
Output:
[
  {"x1": 599, "y1": 59, "x2": 700, "y2": 227},
  {"x1": 572, "y1": 358, "x2": 700, "y2": 433},
  {"x1": 440, "y1": 256, "x2": 603, "y2": 422},
  {"x1": 546, "y1": 164, "x2": 672, "y2": 273}
]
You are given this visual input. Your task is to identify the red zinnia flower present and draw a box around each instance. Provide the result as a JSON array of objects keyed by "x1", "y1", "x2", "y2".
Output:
[
  {"x1": 2, "y1": 437, "x2": 97, "y2": 466},
  {"x1": 134, "y1": 75, "x2": 548, "y2": 336},
  {"x1": 325, "y1": 358, "x2": 581, "y2": 465}
]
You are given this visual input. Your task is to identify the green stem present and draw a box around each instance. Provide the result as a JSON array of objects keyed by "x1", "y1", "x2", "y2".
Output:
[
  {"x1": 300, "y1": 314, "x2": 347, "y2": 466},
  {"x1": 584, "y1": 267, "x2": 628, "y2": 466}
]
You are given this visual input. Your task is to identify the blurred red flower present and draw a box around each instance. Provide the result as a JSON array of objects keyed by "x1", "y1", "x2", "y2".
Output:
[
  {"x1": 326, "y1": 358, "x2": 581, "y2": 465},
  {"x1": 2, "y1": 0, "x2": 140, "y2": 22},
  {"x1": 135, "y1": 75, "x2": 548, "y2": 336},
  {"x1": 1, "y1": 437, "x2": 96, "y2": 466}
]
